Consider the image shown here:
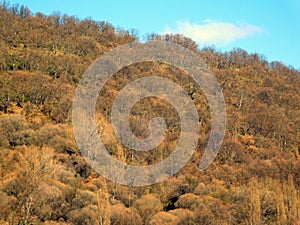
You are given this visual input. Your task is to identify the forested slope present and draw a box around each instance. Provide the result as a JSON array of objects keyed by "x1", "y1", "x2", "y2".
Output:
[{"x1": 0, "y1": 3, "x2": 299, "y2": 225}]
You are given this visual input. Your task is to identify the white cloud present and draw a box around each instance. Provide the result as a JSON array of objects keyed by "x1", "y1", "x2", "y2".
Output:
[{"x1": 162, "y1": 20, "x2": 265, "y2": 46}]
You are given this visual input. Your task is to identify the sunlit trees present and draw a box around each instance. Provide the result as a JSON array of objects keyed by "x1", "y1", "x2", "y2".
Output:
[
  {"x1": 110, "y1": 204, "x2": 142, "y2": 225},
  {"x1": 248, "y1": 178, "x2": 261, "y2": 225},
  {"x1": 149, "y1": 211, "x2": 179, "y2": 225},
  {"x1": 0, "y1": 2, "x2": 300, "y2": 224},
  {"x1": 133, "y1": 194, "x2": 163, "y2": 224}
]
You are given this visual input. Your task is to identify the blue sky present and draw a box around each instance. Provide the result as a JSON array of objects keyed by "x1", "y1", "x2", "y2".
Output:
[{"x1": 7, "y1": 0, "x2": 300, "y2": 69}]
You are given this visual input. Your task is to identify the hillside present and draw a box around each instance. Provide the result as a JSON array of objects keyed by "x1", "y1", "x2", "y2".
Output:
[{"x1": 0, "y1": 3, "x2": 300, "y2": 225}]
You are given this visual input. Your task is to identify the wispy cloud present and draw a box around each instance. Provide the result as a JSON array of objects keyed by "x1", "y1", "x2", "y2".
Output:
[{"x1": 162, "y1": 20, "x2": 265, "y2": 46}]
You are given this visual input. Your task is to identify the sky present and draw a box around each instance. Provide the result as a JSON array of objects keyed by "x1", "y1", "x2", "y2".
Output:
[{"x1": 6, "y1": 0, "x2": 300, "y2": 69}]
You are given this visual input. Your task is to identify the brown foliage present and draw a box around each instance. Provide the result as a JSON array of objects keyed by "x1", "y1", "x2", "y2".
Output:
[
  {"x1": 110, "y1": 204, "x2": 142, "y2": 225},
  {"x1": 149, "y1": 211, "x2": 179, "y2": 225},
  {"x1": 133, "y1": 194, "x2": 163, "y2": 224},
  {"x1": 0, "y1": 2, "x2": 300, "y2": 224}
]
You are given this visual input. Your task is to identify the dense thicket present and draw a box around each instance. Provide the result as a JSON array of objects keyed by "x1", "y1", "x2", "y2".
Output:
[{"x1": 0, "y1": 2, "x2": 299, "y2": 225}]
